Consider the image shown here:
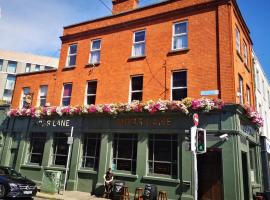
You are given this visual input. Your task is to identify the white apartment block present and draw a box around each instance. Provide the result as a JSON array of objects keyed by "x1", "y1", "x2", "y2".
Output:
[
  {"x1": 253, "y1": 51, "x2": 270, "y2": 139},
  {"x1": 0, "y1": 49, "x2": 59, "y2": 102}
]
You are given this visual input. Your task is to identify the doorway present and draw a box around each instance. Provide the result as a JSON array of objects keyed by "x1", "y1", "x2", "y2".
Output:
[
  {"x1": 241, "y1": 152, "x2": 250, "y2": 200},
  {"x1": 198, "y1": 149, "x2": 224, "y2": 200}
]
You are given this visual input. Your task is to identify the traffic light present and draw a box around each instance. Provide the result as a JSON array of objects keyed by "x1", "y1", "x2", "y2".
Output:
[{"x1": 196, "y1": 128, "x2": 206, "y2": 154}]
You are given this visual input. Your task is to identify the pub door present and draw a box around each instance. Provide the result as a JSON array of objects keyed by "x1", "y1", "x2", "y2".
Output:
[{"x1": 198, "y1": 149, "x2": 224, "y2": 200}]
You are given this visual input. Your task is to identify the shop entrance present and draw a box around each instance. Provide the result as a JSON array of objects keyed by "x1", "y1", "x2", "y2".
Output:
[{"x1": 198, "y1": 149, "x2": 223, "y2": 200}]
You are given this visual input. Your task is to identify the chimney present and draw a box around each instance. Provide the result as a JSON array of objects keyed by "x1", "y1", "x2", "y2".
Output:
[{"x1": 112, "y1": 0, "x2": 139, "y2": 14}]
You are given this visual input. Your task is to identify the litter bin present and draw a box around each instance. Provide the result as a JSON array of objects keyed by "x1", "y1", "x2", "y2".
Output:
[{"x1": 41, "y1": 170, "x2": 62, "y2": 194}]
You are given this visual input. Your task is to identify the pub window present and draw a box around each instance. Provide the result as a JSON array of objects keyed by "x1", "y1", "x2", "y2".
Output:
[
  {"x1": 249, "y1": 144, "x2": 257, "y2": 182},
  {"x1": 86, "y1": 81, "x2": 97, "y2": 105},
  {"x1": 66, "y1": 44, "x2": 77, "y2": 67},
  {"x1": 113, "y1": 134, "x2": 138, "y2": 174},
  {"x1": 172, "y1": 21, "x2": 188, "y2": 50},
  {"x1": 51, "y1": 133, "x2": 69, "y2": 166},
  {"x1": 130, "y1": 76, "x2": 143, "y2": 102},
  {"x1": 81, "y1": 133, "x2": 101, "y2": 169},
  {"x1": 20, "y1": 87, "x2": 30, "y2": 108},
  {"x1": 90, "y1": 39, "x2": 101, "y2": 64},
  {"x1": 38, "y1": 85, "x2": 48, "y2": 106},
  {"x1": 172, "y1": 71, "x2": 187, "y2": 100},
  {"x1": 148, "y1": 134, "x2": 178, "y2": 178},
  {"x1": 62, "y1": 83, "x2": 72, "y2": 106},
  {"x1": 27, "y1": 132, "x2": 46, "y2": 165}
]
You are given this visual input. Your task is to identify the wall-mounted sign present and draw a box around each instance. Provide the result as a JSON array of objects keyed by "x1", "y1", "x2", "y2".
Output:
[
  {"x1": 200, "y1": 90, "x2": 219, "y2": 96},
  {"x1": 115, "y1": 117, "x2": 172, "y2": 128},
  {"x1": 34, "y1": 119, "x2": 71, "y2": 128}
]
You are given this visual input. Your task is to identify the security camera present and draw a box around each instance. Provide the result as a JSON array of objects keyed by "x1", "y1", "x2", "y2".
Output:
[{"x1": 219, "y1": 134, "x2": 229, "y2": 140}]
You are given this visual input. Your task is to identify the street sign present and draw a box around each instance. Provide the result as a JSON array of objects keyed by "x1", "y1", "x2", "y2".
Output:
[{"x1": 193, "y1": 113, "x2": 199, "y2": 127}]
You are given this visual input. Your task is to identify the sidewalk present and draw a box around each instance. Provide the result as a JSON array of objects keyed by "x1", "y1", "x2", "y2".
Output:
[{"x1": 36, "y1": 191, "x2": 107, "y2": 200}]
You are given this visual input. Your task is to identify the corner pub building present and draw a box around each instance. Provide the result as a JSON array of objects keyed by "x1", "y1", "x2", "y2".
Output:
[{"x1": 0, "y1": 0, "x2": 265, "y2": 199}]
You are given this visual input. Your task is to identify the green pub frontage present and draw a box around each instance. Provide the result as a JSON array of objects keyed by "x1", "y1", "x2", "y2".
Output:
[{"x1": 0, "y1": 104, "x2": 264, "y2": 200}]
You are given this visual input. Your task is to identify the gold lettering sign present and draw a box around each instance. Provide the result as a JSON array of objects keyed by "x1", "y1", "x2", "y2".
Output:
[{"x1": 116, "y1": 117, "x2": 172, "y2": 128}]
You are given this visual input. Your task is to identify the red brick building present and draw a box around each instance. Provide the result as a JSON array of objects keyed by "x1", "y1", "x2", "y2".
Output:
[{"x1": 12, "y1": 0, "x2": 254, "y2": 109}]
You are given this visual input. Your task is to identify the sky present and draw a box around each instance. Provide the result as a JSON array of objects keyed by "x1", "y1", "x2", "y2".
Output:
[{"x1": 0, "y1": 0, "x2": 269, "y2": 79}]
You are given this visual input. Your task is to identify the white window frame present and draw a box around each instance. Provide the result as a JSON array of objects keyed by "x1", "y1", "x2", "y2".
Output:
[
  {"x1": 129, "y1": 75, "x2": 143, "y2": 103},
  {"x1": 171, "y1": 70, "x2": 187, "y2": 101},
  {"x1": 37, "y1": 85, "x2": 48, "y2": 107},
  {"x1": 25, "y1": 63, "x2": 31, "y2": 73},
  {"x1": 89, "y1": 39, "x2": 101, "y2": 64},
  {"x1": 66, "y1": 44, "x2": 77, "y2": 67},
  {"x1": 85, "y1": 80, "x2": 97, "y2": 105},
  {"x1": 35, "y1": 65, "x2": 40, "y2": 72},
  {"x1": 172, "y1": 21, "x2": 188, "y2": 50},
  {"x1": 20, "y1": 87, "x2": 30, "y2": 108},
  {"x1": 236, "y1": 27, "x2": 241, "y2": 54},
  {"x1": 246, "y1": 85, "x2": 251, "y2": 105},
  {"x1": 238, "y1": 75, "x2": 244, "y2": 104},
  {"x1": 132, "y1": 30, "x2": 146, "y2": 57},
  {"x1": 61, "y1": 83, "x2": 72, "y2": 106},
  {"x1": 243, "y1": 41, "x2": 248, "y2": 65}
]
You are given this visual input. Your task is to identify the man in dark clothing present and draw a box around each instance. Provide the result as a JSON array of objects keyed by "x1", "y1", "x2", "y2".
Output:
[{"x1": 103, "y1": 168, "x2": 114, "y2": 198}]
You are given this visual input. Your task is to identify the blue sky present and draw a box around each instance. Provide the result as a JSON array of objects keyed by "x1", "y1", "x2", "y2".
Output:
[{"x1": 0, "y1": 0, "x2": 269, "y2": 79}]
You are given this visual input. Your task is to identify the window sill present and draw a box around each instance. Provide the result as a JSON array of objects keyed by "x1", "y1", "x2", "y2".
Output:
[
  {"x1": 21, "y1": 164, "x2": 42, "y2": 170},
  {"x1": 85, "y1": 63, "x2": 100, "y2": 67},
  {"x1": 113, "y1": 172, "x2": 138, "y2": 179},
  {"x1": 167, "y1": 48, "x2": 189, "y2": 56},
  {"x1": 78, "y1": 169, "x2": 98, "y2": 175},
  {"x1": 236, "y1": 51, "x2": 243, "y2": 62},
  {"x1": 127, "y1": 55, "x2": 146, "y2": 61},
  {"x1": 44, "y1": 166, "x2": 66, "y2": 171},
  {"x1": 62, "y1": 65, "x2": 76, "y2": 71},
  {"x1": 142, "y1": 175, "x2": 180, "y2": 184}
]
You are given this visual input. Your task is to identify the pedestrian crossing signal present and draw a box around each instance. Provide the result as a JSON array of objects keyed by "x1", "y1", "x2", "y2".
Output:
[{"x1": 196, "y1": 128, "x2": 206, "y2": 154}]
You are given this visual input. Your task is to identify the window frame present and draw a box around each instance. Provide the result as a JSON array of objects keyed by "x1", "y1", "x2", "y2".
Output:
[
  {"x1": 171, "y1": 70, "x2": 187, "y2": 101},
  {"x1": 66, "y1": 44, "x2": 77, "y2": 67},
  {"x1": 236, "y1": 27, "x2": 241, "y2": 54},
  {"x1": 89, "y1": 39, "x2": 101, "y2": 64},
  {"x1": 148, "y1": 134, "x2": 178, "y2": 178},
  {"x1": 37, "y1": 85, "x2": 48, "y2": 107},
  {"x1": 132, "y1": 30, "x2": 146, "y2": 57},
  {"x1": 238, "y1": 74, "x2": 244, "y2": 104},
  {"x1": 246, "y1": 85, "x2": 251, "y2": 105},
  {"x1": 35, "y1": 65, "x2": 40, "y2": 72},
  {"x1": 6, "y1": 61, "x2": 17, "y2": 74},
  {"x1": 27, "y1": 132, "x2": 46, "y2": 165},
  {"x1": 243, "y1": 40, "x2": 248, "y2": 65},
  {"x1": 51, "y1": 132, "x2": 69, "y2": 166},
  {"x1": 0, "y1": 59, "x2": 3, "y2": 71},
  {"x1": 172, "y1": 21, "x2": 188, "y2": 51},
  {"x1": 61, "y1": 83, "x2": 73, "y2": 106},
  {"x1": 85, "y1": 80, "x2": 97, "y2": 105},
  {"x1": 81, "y1": 133, "x2": 101, "y2": 169},
  {"x1": 25, "y1": 63, "x2": 31, "y2": 73},
  {"x1": 112, "y1": 134, "x2": 138, "y2": 174},
  {"x1": 20, "y1": 87, "x2": 30, "y2": 108},
  {"x1": 129, "y1": 75, "x2": 143, "y2": 103}
]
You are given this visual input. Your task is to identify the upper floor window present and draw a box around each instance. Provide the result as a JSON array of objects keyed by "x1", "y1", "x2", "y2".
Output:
[
  {"x1": 4, "y1": 74, "x2": 16, "y2": 90},
  {"x1": 90, "y1": 40, "x2": 101, "y2": 64},
  {"x1": 130, "y1": 76, "x2": 143, "y2": 102},
  {"x1": 132, "y1": 30, "x2": 145, "y2": 57},
  {"x1": 21, "y1": 87, "x2": 30, "y2": 108},
  {"x1": 238, "y1": 74, "x2": 244, "y2": 104},
  {"x1": 86, "y1": 81, "x2": 97, "y2": 105},
  {"x1": 256, "y1": 70, "x2": 260, "y2": 91},
  {"x1": 67, "y1": 44, "x2": 77, "y2": 67},
  {"x1": 246, "y1": 85, "x2": 251, "y2": 105},
  {"x1": 35, "y1": 65, "x2": 40, "y2": 72},
  {"x1": 243, "y1": 41, "x2": 248, "y2": 65},
  {"x1": 38, "y1": 85, "x2": 48, "y2": 106},
  {"x1": 7, "y1": 61, "x2": 17, "y2": 73},
  {"x1": 236, "y1": 28, "x2": 241, "y2": 54},
  {"x1": 0, "y1": 59, "x2": 3, "y2": 71},
  {"x1": 44, "y1": 66, "x2": 51, "y2": 70},
  {"x1": 172, "y1": 71, "x2": 187, "y2": 100},
  {"x1": 62, "y1": 83, "x2": 72, "y2": 106},
  {"x1": 172, "y1": 21, "x2": 188, "y2": 50},
  {"x1": 25, "y1": 63, "x2": 31, "y2": 73}
]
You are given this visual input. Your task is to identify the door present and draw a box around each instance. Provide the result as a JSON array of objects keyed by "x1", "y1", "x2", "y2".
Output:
[
  {"x1": 198, "y1": 149, "x2": 223, "y2": 200},
  {"x1": 241, "y1": 152, "x2": 250, "y2": 200}
]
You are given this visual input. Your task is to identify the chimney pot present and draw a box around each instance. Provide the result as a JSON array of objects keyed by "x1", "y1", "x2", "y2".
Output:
[{"x1": 112, "y1": 0, "x2": 139, "y2": 14}]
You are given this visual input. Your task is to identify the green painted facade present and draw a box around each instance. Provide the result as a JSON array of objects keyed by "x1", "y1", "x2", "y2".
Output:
[{"x1": 0, "y1": 105, "x2": 264, "y2": 199}]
